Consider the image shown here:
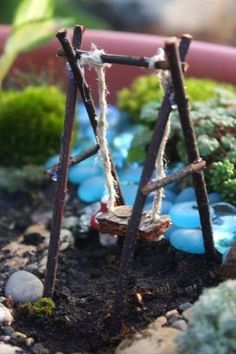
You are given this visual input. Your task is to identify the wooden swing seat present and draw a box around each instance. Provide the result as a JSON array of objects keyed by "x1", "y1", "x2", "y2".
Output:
[{"x1": 96, "y1": 205, "x2": 171, "y2": 241}]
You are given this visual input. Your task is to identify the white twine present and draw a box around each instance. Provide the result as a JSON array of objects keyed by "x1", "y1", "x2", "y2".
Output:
[
  {"x1": 149, "y1": 48, "x2": 171, "y2": 220},
  {"x1": 79, "y1": 45, "x2": 116, "y2": 212}
]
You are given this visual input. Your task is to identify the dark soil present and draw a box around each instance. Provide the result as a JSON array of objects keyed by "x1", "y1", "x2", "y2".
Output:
[{"x1": 0, "y1": 185, "x2": 221, "y2": 354}]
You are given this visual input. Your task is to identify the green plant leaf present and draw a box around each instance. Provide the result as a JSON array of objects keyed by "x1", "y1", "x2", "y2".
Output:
[
  {"x1": 5, "y1": 17, "x2": 73, "y2": 54},
  {"x1": 13, "y1": 0, "x2": 54, "y2": 27}
]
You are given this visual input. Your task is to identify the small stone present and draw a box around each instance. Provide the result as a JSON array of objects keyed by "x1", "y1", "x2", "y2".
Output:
[
  {"x1": 165, "y1": 309, "x2": 179, "y2": 320},
  {"x1": 115, "y1": 327, "x2": 180, "y2": 354},
  {"x1": 63, "y1": 216, "x2": 79, "y2": 229},
  {"x1": 5, "y1": 271, "x2": 44, "y2": 302},
  {"x1": 59, "y1": 229, "x2": 74, "y2": 251},
  {"x1": 178, "y1": 302, "x2": 192, "y2": 312},
  {"x1": 26, "y1": 337, "x2": 35, "y2": 347},
  {"x1": 0, "y1": 343, "x2": 23, "y2": 354},
  {"x1": 148, "y1": 316, "x2": 167, "y2": 330},
  {"x1": 0, "y1": 303, "x2": 13, "y2": 325},
  {"x1": 182, "y1": 307, "x2": 194, "y2": 321},
  {"x1": 11, "y1": 331, "x2": 27, "y2": 344},
  {"x1": 171, "y1": 319, "x2": 188, "y2": 331},
  {"x1": 2, "y1": 326, "x2": 15, "y2": 336},
  {"x1": 32, "y1": 343, "x2": 50, "y2": 354},
  {"x1": 168, "y1": 314, "x2": 182, "y2": 325}
]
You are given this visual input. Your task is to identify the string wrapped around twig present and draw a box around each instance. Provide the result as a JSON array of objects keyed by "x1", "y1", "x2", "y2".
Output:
[
  {"x1": 79, "y1": 45, "x2": 117, "y2": 211},
  {"x1": 148, "y1": 48, "x2": 171, "y2": 220}
]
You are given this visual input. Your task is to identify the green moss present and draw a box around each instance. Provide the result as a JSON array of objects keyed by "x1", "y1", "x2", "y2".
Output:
[
  {"x1": 0, "y1": 86, "x2": 65, "y2": 167},
  {"x1": 18, "y1": 297, "x2": 56, "y2": 318}
]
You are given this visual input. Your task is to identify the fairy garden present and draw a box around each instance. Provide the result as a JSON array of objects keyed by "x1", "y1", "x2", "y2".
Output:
[{"x1": 0, "y1": 10, "x2": 236, "y2": 354}]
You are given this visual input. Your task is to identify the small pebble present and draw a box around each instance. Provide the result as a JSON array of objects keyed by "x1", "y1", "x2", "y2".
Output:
[
  {"x1": 5, "y1": 271, "x2": 44, "y2": 302},
  {"x1": 148, "y1": 316, "x2": 167, "y2": 330},
  {"x1": 167, "y1": 314, "x2": 183, "y2": 325},
  {"x1": 182, "y1": 307, "x2": 194, "y2": 321},
  {"x1": 0, "y1": 303, "x2": 13, "y2": 325},
  {"x1": 11, "y1": 331, "x2": 27, "y2": 344},
  {"x1": 63, "y1": 216, "x2": 79, "y2": 229},
  {"x1": 178, "y1": 302, "x2": 192, "y2": 312},
  {"x1": 32, "y1": 343, "x2": 50, "y2": 354},
  {"x1": 165, "y1": 309, "x2": 179, "y2": 320},
  {"x1": 0, "y1": 343, "x2": 23, "y2": 354},
  {"x1": 2, "y1": 326, "x2": 15, "y2": 336},
  {"x1": 171, "y1": 319, "x2": 188, "y2": 331},
  {"x1": 26, "y1": 337, "x2": 35, "y2": 347},
  {"x1": 59, "y1": 229, "x2": 74, "y2": 251}
]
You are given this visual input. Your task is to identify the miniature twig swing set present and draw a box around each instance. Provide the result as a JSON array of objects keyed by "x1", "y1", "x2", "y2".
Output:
[{"x1": 44, "y1": 25, "x2": 218, "y2": 334}]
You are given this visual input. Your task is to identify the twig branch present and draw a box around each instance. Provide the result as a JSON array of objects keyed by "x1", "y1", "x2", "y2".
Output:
[
  {"x1": 111, "y1": 35, "x2": 192, "y2": 335},
  {"x1": 56, "y1": 28, "x2": 125, "y2": 206},
  {"x1": 44, "y1": 27, "x2": 82, "y2": 298},
  {"x1": 164, "y1": 37, "x2": 217, "y2": 261},
  {"x1": 142, "y1": 159, "x2": 206, "y2": 195},
  {"x1": 45, "y1": 144, "x2": 100, "y2": 179}
]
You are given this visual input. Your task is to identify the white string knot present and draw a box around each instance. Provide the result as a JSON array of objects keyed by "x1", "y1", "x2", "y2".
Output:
[
  {"x1": 79, "y1": 44, "x2": 111, "y2": 68},
  {"x1": 148, "y1": 48, "x2": 165, "y2": 70}
]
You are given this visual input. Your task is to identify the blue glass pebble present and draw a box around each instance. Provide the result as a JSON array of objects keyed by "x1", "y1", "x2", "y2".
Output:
[
  {"x1": 212, "y1": 215, "x2": 236, "y2": 235},
  {"x1": 208, "y1": 192, "x2": 222, "y2": 204},
  {"x1": 211, "y1": 202, "x2": 236, "y2": 216},
  {"x1": 121, "y1": 184, "x2": 138, "y2": 205},
  {"x1": 68, "y1": 157, "x2": 102, "y2": 185},
  {"x1": 164, "y1": 225, "x2": 181, "y2": 241},
  {"x1": 120, "y1": 165, "x2": 142, "y2": 184},
  {"x1": 175, "y1": 187, "x2": 196, "y2": 204},
  {"x1": 162, "y1": 200, "x2": 173, "y2": 214},
  {"x1": 77, "y1": 175, "x2": 106, "y2": 203},
  {"x1": 170, "y1": 201, "x2": 215, "y2": 228},
  {"x1": 164, "y1": 189, "x2": 177, "y2": 203},
  {"x1": 169, "y1": 228, "x2": 205, "y2": 254},
  {"x1": 213, "y1": 229, "x2": 235, "y2": 255}
]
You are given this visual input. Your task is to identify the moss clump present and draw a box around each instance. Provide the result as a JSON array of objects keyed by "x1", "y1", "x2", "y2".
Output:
[
  {"x1": 18, "y1": 297, "x2": 56, "y2": 318},
  {"x1": 208, "y1": 160, "x2": 236, "y2": 203},
  {"x1": 117, "y1": 76, "x2": 236, "y2": 122},
  {"x1": 174, "y1": 280, "x2": 236, "y2": 354},
  {"x1": 0, "y1": 86, "x2": 65, "y2": 167}
]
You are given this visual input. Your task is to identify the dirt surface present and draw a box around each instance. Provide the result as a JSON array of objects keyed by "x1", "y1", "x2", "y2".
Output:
[{"x1": 0, "y1": 185, "x2": 221, "y2": 354}]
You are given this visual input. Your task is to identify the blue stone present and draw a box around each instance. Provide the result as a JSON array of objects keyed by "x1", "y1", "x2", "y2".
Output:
[
  {"x1": 119, "y1": 165, "x2": 142, "y2": 184},
  {"x1": 68, "y1": 157, "x2": 102, "y2": 185},
  {"x1": 162, "y1": 200, "x2": 173, "y2": 214},
  {"x1": 170, "y1": 201, "x2": 215, "y2": 228},
  {"x1": 213, "y1": 229, "x2": 235, "y2": 255},
  {"x1": 169, "y1": 228, "x2": 205, "y2": 254},
  {"x1": 208, "y1": 192, "x2": 222, "y2": 204},
  {"x1": 77, "y1": 175, "x2": 106, "y2": 203},
  {"x1": 212, "y1": 215, "x2": 236, "y2": 235},
  {"x1": 175, "y1": 187, "x2": 196, "y2": 204},
  {"x1": 121, "y1": 184, "x2": 138, "y2": 205},
  {"x1": 164, "y1": 225, "x2": 181, "y2": 241},
  {"x1": 164, "y1": 189, "x2": 177, "y2": 203},
  {"x1": 211, "y1": 202, "x2": 236, "y2": 217}
]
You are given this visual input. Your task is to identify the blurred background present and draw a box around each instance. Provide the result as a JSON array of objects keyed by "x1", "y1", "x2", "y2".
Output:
[{"x1": 1, "y1": 0, "x2": 236, "y2": 46}]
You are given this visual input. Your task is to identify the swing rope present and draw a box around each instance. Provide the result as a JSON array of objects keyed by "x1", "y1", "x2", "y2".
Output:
[
  {"x1": 79, "y1": 46, "x2": 171, "y2": 218},
  {"x1": 148, "y1": 49, "x2": 171, "y2": 220},
  {"x1": 79, "y1": 45, "x2": 117, "y2": 212}
]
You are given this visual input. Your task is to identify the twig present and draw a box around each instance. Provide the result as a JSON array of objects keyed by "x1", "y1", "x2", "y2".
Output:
[
  {"x1": 142, "y1": 159, "x2": 206, "y2": 195},
  {"x1": 164, "y1": 38, "x2": 217, "y2": 261},
  {"x1": 56, "y1": 28, "x2": 125, "y2": 206},
  {"x1": 111, "y1": 35, "x2": 192, "y2": 334},
  {"x1": 44, "y1": 27, "x2": 81, "y2": 298},
  {"x1": 58, "y1": 48, "x2": 170, "y2": 69},
  {"x1": 45, "y1": 144, "x2": 100, "y2": 179}
]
